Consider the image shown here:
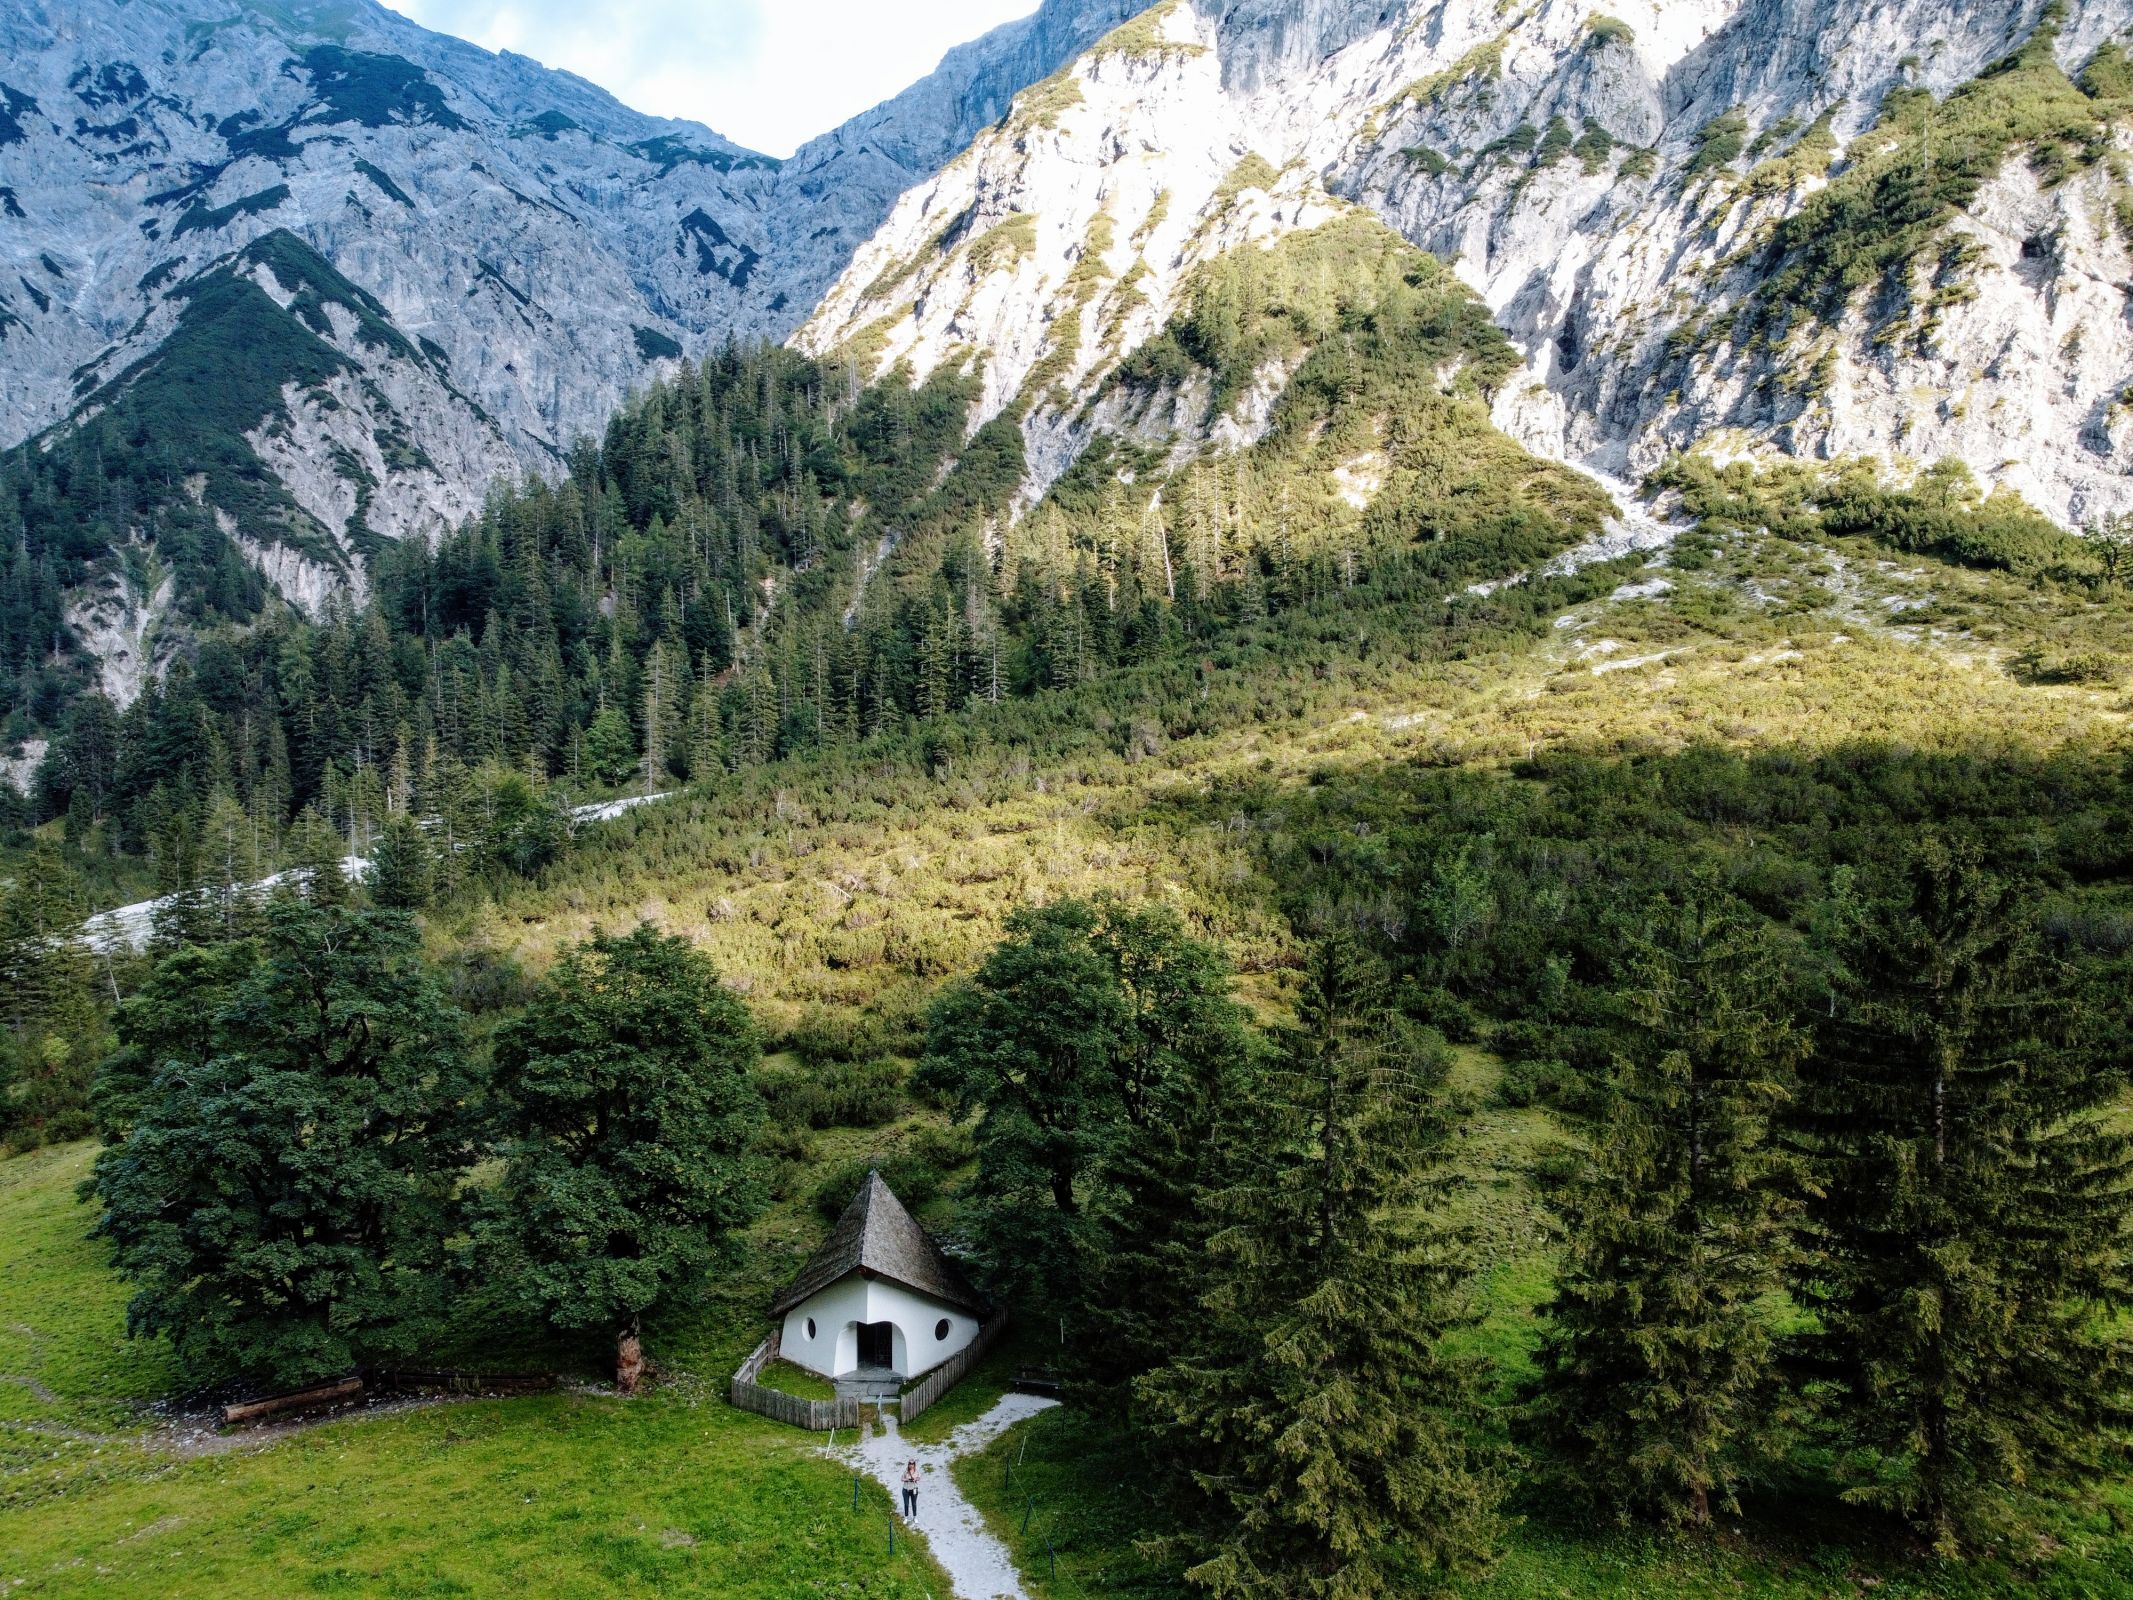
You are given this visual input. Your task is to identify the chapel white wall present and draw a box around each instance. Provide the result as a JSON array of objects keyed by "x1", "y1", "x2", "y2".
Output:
[{"x1": 780, "y1": 1273, "x2": 981, "y2": 1380}]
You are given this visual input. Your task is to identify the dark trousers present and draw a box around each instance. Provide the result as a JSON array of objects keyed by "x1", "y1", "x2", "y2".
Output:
[{"x1": 902, "y1": 1487, "x2": 918, "y2": 1516}]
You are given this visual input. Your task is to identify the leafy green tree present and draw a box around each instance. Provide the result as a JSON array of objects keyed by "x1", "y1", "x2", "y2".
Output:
[
  {"x1": 1142, "y1": 938, "x2": 1500, "y2": 1597},
  {"x1": 1798, "y1": 835, "x2": 2133, "y2": 1554},
  {"x1": 2083, "y1": 510, "x2": 2132, "y2": 586},
  {"x1": 468, "y1": 764, "x2": 568, "y2": 878},
  {"x1": 1524, "y1": 895, "x2": 1805, "y2": 1525},
  {"x1": 478, "y1": 925, "x2": 766, "y2": 1386},
  {"x1": 87, "y1": 904, "x2": 474, "y2": 1387},
  {"x1": 89, "y1": 941, "x2": 256, "y2": 1145},
  {"x1": 918, "y1": 900, "x2": 1133, "y2": 1299}
]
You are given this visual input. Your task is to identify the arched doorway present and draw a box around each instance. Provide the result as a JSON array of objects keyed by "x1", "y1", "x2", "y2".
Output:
[{"x1": 856, "y1": 1321, "x2": 896, "y2": 1372}]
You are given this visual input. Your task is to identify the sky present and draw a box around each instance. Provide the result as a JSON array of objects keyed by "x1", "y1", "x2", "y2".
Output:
[{"x1": 381, "y1": 0, "x2": 1042, "y2": 157}]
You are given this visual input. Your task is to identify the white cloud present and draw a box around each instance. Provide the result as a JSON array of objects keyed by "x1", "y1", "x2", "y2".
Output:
[{"x1": 382, "y1": 0, "x2": 1040, "y2": 157}]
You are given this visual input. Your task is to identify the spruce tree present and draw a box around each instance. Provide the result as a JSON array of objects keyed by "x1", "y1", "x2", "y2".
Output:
[
  {"x1": 1142, "y1": 937, "x2": 1500, "y2": 1597},
  {"x1": 368, "y1": 812, "x2": 435, "y2": 911},
  {"x1": 1523, "y1": 894, "x2": 1804, "y2": 1525},
  {"x1": 1798, "y1": 835, "x2": 2133, "y2": 1554},
  {"x1": 0, "y1": 845, "x2": 105, "y2": 1146},
  {"x1": 1074, "y1": 904, "x2": 1256, "y2": 1415}
]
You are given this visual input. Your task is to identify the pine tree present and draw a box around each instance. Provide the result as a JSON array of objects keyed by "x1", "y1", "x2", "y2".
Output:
[
  {"x1": 0, "y1": 844, "x2": 105, "y2": 1147},
  {"x1": 1523, "y1": 894, "x2": 1805, "y2": 1525},
  {"x1": 369, "y1": 813, "x2": 435, "y2": 911},
  {"x1": 286, "y1": 804, "x2": 349, "y2": 906},
  {"x1": 1798, "y1": 834, "x2": 2133, "y2": 1554},
  {"x1": 583, "y1": 704, "x2": 638, "y2": 788},
  {"x1": 1142, "y1": 937, "x2": 1501, "y2": 1598}
]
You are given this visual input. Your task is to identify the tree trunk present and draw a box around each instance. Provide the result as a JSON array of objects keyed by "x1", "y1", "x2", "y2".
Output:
[{"x1": 616, "y1": 1324, "x2": 645, "y2": 1396}]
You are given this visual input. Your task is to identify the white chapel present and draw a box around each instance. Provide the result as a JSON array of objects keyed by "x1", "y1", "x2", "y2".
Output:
[{"x1": 771, "y1": 1170, "x2": 989, "y2": 1384}]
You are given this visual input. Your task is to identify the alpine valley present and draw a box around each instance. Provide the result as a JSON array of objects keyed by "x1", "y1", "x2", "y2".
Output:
[{"x1": 6, "y1": 2, "x2": 2133, "y2": 1598}]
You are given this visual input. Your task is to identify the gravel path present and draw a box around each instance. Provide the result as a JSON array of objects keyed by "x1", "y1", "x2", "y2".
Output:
[
  {"x1": 841, "y1": 1392, "x2": 1058, "y2": 1600},
  {"x1": 79, "y1": 792, "x2": 675, "y2": 951}
]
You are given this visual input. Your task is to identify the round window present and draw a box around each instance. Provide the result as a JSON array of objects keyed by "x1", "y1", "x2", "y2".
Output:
[
  {"x1": 935, "y1": 1318, "x2": 952, "y2": 1341},
  {"x1": 806, "y1": 1317, "x2": 817, "y2": 1340}
]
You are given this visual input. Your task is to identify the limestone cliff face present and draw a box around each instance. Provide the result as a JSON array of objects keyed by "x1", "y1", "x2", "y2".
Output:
[
  {"x1": 0, "y1": 0, "x2": 1127, "y2": 669},
  {"x1": 801, "y1": 0, "x2": 2133, "y2": 529},
  {"x1": 12, "y1": 0, "x2": 2133, "y2": 705}
]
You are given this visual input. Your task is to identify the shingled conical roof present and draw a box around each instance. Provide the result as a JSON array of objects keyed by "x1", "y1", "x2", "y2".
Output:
[{"x1": 770, "y1": 1170, "x2": 987, "y2": 1317}]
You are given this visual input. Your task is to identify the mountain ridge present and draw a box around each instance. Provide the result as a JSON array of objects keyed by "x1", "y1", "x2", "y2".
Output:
[
  {"x1": 0, "y1": 0, "x2": 1141, "y2": 708},
  {"x1": 801, "y1": 0, "x2": 2133, "y2": 532}
]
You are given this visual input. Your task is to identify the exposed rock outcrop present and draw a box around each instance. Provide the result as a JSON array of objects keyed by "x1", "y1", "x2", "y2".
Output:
[{"x1": 801, "y1": 0, "x2": 2133, "y2": 529}]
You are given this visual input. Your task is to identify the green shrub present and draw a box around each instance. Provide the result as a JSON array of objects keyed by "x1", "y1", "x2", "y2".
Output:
[
  {"x1": 2010, "y1": 649, "x2": 2122, "y2": 686},
  {"x1": 1536, "y1": 115, "x2": 1575, "y2": 167},
  {"x1": 1686, "y1": 109, "x2": 1749, "y2": 175},
  {"x1": 1748, "y1": 11, "x2": 2128, "y2": 336},
  {"x1": 759, "y1": 1056, "x2": 907, "y2": 1130},
  {"x1": 1572, "y1": 122, "x2": 1616, "y2": 173},
  {"x1": 809, "y1": 1132, "x2": 971, "y2": 1221}
]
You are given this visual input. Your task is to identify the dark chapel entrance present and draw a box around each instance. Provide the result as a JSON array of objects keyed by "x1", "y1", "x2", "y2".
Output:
[{"x1": 857, "y1": 1321, "x2": 895, "y2": 1371}]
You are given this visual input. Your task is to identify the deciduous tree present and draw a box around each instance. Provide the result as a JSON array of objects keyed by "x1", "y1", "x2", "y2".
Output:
[
  {"x1": 88, "y1": 904, "x2": 474, "y2": 1386},
  {"x1": 478, "y1": 925, "x2": 765, "y2": 1388}
]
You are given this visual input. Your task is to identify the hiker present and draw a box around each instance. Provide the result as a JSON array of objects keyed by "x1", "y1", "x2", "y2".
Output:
[{"x1": 901, "y1": 1459, "x2": 920, "y2": 1518}]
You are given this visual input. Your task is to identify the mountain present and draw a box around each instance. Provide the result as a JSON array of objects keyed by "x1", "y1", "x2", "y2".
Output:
[
  {"x1": 800, "y1": 0, "x2": 2133, "y2": 530},
  {"x1": 0, "y1": 0, "x2": 1139, "y2": 704},
  {"x1": 6, "y1": 0, "x2": 2132, "y2": 743}
]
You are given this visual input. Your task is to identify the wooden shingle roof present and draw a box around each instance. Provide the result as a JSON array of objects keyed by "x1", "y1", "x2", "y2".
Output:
[{"x1": 770, "y1": 1170, "x2": 987, "y2": 1317}]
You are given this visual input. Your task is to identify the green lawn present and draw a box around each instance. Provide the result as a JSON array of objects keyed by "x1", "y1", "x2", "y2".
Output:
[
  {"x1": 0, "y1": 1143, "x2": 952, "y2": 1598},
  {"x1": 753, "y1": 1359, "x2": 835, "y2": 1401}
]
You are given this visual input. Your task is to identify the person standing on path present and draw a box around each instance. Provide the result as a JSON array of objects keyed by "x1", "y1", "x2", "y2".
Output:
[{"x1": 902, "y1": 1458, "x2": 920, "y2": 1519}]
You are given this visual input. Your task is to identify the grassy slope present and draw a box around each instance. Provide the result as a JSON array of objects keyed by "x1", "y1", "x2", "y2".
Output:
[
  {"x1": 5, "y1": 515, "x2": 2132, "y2": 1592},
  {"x1": 443, "y1": 515, "x2": 2128, "y2": 1013},
  {"x1": 0, "y1": 1144, "x2": 952, "y2": 1599}
]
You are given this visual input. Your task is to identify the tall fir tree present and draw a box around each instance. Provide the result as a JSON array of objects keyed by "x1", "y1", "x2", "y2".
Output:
[
  {"x1": 1798, "y1": 834, "x2": 2133, "y2": 1554},
  {"x1": 1073, "y1": 904, "x2": 1257, "y2": 1414},
  {"x1": 1523, "y1": 894, "x2": 1805, "y2": 1525},
  {"x1": 1142, "y1": 937, "x2": 1501, "y2": 1598}
]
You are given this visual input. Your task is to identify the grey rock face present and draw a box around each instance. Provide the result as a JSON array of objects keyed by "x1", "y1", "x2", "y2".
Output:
[
  {"x1": 0, "y1": 0, "x2": 1129, "y2": 668},
  {"x1": 804, "y1": 0, "x2": 2133, "y2": 531}
]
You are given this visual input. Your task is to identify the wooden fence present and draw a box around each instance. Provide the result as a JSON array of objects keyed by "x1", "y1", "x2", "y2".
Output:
[
  {"x1": 729, "y1": 1330, "x2": 861, "y2": 1432},
  {"x1": 899, "y1": 1313, "x2": 1009, "y2": 1427}
]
